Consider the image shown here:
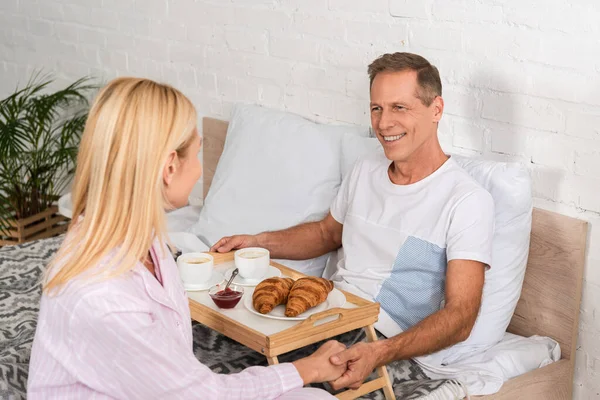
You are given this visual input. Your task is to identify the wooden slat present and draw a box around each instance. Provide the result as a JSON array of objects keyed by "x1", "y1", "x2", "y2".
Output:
[
  {"x1": 365, "y1": 325, "x2": 394, "y2": 400},
  {"x1": 335, "y1": 377, "x2": 389, "y2": 400},
  {"x1": 25, "y1": 224, "x2": 68, "y2": 242},
  {"x1": 1, "y1": 206, "x2": 69, "y2": 246},
  {"x1": 0, "y1": 238, "x2": 19, "y2": 246},
  {"x1": 9, "y1": 206, "x2": 59, "y2": 228},
  {"x1": 20, "y1": 214, "x2": 68, "y2": 238},
  {"x1": 5, "y1": 228, "x2": 20, "y2": 237},
  {"x1": 201, "y1": 118, "x2": 228, "y2": 199},
  {"x1": 507, "y1": 208, "x2": 587, "y2": 362}
]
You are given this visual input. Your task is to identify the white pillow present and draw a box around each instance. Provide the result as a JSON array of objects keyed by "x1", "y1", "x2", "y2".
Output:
[
  {"x1": 444, "y1": 155, "x2": 532, "y2": 363},
  {"x1": 334, "y1": 136, "x2": 533, "y2": 362},
  {"x1": 340, "y1": 133, "x2": 382, "y2": 178},
  {"x1": 191, "y1": 103, "x2": 366, "y2": 277}
]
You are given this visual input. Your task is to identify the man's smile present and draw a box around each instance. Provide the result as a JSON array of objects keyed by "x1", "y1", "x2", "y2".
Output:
[{"x1": 382, "y1": 133, "x2": 406, "y2": 142}]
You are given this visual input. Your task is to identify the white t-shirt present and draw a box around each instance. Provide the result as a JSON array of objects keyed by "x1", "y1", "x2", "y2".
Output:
[{"x1": 329, "y1": 154, "x2": 495, "y2": 338}]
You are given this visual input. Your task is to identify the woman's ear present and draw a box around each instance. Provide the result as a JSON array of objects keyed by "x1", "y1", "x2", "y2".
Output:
[{"x1": 163, "y1": 150, "x2": 178, "y2": 187}]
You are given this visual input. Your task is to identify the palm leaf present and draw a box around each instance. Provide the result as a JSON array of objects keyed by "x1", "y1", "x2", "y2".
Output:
[{"x1": 0, "y1": 72, "x2": 97, "y2": 236}]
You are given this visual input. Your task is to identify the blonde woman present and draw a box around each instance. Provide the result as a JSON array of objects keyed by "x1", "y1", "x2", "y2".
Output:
[{"x1": 27, "y1": 78, "x2": 343, "y2": 399}]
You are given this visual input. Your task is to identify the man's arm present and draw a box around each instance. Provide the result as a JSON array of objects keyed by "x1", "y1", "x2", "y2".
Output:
[
  {"x1": 330, "y1": 259, "x2": 485, "y2": 390},
  {"x1": 210, "y1": 212, "x2": 343, "y2": 260},
  {"x1": 376, "y1": 259, "x2": 484, "y2": 361}
]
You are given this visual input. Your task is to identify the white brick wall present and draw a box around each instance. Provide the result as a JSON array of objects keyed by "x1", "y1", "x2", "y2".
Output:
[{"x1": 1, "y1": 1, "x2": 600, "y2": 397}]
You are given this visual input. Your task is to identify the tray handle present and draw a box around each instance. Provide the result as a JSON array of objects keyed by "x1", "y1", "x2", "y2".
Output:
[{"x1": 299, "y1": 307, "x2": 346, "y2": 327}]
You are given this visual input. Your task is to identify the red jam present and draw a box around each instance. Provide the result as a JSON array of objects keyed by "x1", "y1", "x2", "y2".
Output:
[{"x1": 210, "y1": 287, "x2": 243, "y2": 309}]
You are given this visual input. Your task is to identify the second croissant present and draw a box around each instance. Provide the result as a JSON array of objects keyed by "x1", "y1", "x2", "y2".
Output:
[{"x1": 285, "y1": 277, "x2": 334, "y2": 317}]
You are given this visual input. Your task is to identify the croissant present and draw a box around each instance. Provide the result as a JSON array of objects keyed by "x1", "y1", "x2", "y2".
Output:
[
  {"x1": 252, "y1": 277, "x2": 295, "y2": 314},
  {"x1": 285, "y1": 277, "x2": 334, "y2": 317}
]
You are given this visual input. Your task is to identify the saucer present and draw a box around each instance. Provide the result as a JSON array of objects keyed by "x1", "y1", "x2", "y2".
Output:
[
  {"x1": 183, "y1": 271, "x2": 225, "y2": 291},
  {"x1": 223, "y1": 266, "x2": 282, "y2": 287}
]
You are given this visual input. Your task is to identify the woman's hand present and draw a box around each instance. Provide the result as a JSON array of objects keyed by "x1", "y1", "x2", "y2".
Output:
[{"x1": 292, "y1": 340, "x2": 347, "y2": 384}]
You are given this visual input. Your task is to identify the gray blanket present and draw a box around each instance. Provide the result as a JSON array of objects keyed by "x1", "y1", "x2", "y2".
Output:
[{"x1": 0, "y1": 236, "x2": 455, "y2": 399}]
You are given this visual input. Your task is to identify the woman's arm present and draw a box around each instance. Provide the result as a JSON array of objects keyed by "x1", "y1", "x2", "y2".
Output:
[{"x1": 69, "y1": 291, "x2": 343, "y2": 399}]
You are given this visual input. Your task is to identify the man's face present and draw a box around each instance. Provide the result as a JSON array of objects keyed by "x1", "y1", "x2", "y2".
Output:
[{"x1": 370, "y1": 70, "x2": 443, "y2": 163}]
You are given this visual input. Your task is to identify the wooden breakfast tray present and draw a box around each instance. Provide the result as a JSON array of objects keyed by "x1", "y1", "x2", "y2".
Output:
[{"x1": 187, "y1": 251, "x2": 394, "y2": 400}]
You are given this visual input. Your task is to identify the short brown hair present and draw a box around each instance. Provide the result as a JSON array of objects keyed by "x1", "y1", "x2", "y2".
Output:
[{"x1": 368, "y1": 52, "x2": 442, "y2": 106}]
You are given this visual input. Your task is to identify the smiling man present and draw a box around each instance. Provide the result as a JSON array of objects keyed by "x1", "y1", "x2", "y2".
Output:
[{"x1": 211, "y1": 52, "x2": 495, "y2": 392}]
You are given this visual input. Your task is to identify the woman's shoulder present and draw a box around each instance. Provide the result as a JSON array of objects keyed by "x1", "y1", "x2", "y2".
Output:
[
  {"x1": 45, "y1": 262, "x2": 149, "y2": 316},
  {"x1": 43, "y1": 233, "x2": 169, "y2": 319}
]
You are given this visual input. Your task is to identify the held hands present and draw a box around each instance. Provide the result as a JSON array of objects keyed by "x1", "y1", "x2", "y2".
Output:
[
  {"x1": 293, "y1": 340, "x2": 381, "y2": 389},
  {"x1": 210, "y1": 235, "x2": 258, "y2": 253},
  {"x1": 293, "y1": 340, "x2": 347, "y2": 384},
  {"x1": 329, "y1": 342, "x2": 380, "y2": 390}
]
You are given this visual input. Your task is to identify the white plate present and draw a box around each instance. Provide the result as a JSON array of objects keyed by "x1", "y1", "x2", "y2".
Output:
[
  {"x1": 224, "y1": 266, "x2": 282, "y2": 287},
  {"x1": 183, "y1": 271, "x2": 225, "y2": 291},
  {"x1": 244, "y1": 288, "x2": 346, "y2": 321}
]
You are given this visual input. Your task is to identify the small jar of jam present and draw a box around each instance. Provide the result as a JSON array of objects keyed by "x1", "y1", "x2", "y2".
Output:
[{"x1": 209, "y1": 284, "x2": 244, "y2": 309}]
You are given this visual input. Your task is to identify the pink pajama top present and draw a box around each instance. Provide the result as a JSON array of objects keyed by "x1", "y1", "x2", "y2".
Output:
[{"x1": 28, "y1": 238, "x2": 303, "y2": 399}]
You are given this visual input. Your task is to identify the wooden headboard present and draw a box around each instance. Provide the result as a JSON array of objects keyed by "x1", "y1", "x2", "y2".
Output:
[
  {"x1": 507, "y1": 208, "x2": 587, "y2": 362},
  {"x1": 202, "y1": 118, "x2": 229, "y2": 197},
  {"x1": 201, "y1": 117, "x2": 588, "y2": 363}
]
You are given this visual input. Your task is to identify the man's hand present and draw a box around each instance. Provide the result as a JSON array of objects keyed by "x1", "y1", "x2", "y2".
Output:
[
  {"x1": 209, "y1": 213, "x2": 342, "y2": 259},
  {"x1": 210, "y1": 235, "x2": 258, "y2": 253},
  {"x1": 329, "y1": 342, "x2": 380, "y2": 390}
]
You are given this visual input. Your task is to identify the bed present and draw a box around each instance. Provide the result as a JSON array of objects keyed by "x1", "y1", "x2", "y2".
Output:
[
  {"x1": 0, "y1": 117, "x2": 587, "y2": 400},
  {"x1": 200, "y1": 117, "x2": 588, "y2": 400}
]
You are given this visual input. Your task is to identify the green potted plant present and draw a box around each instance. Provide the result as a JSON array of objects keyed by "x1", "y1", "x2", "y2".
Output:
[{"x1": 0, "y1": 73, "x2": 95, "y2": 245}]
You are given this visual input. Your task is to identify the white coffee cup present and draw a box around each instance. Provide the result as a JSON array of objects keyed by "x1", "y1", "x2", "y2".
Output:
[
  {"x1": 177, "y1": 252, "x2": 213, "y2": 284},
  {"x1": 234, "y1": 247, "x2": 270, "y2": 280}
]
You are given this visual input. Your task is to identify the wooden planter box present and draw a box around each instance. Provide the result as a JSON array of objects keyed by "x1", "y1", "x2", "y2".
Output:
[{"x1": 0, "y1": 206, "x2": 69, "y2": 246}]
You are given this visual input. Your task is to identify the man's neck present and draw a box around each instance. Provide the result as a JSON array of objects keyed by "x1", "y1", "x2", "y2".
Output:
[{"x1": 388, "y1": 142, "x2": 449, "y2": 185}]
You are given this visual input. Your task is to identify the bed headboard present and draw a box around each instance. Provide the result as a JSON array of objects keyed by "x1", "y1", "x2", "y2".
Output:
[
  {"x1": 202, "y1": 117, "x2": 228, "y2": 197},
  {"x1": 507, "y1": 208, "x2": 587, "y2": 362},
  {"x1": 201, "y1": 116, "x2": 588, "y2": 362}
]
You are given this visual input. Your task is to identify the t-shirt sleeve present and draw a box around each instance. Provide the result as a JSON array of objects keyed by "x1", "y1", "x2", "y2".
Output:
[{"x1": 446, "y1": 189, "x2": 495, "y2": 267}]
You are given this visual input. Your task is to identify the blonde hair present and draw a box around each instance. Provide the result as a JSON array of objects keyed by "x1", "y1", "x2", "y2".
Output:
[{"x1": 44, "y1": 77, "x2": 197, "y2": 293}]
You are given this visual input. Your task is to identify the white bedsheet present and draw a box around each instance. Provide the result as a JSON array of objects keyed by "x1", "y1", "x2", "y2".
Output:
[
  {"x1": 166, "y1": 205, "x2": 208, "y2": 254},
  {"x1": 414, "y1": 332, "x2": 561, "y2": 396},
  {"x1": 166, "y1": 205, "x2": 203, "y2": 232}
]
